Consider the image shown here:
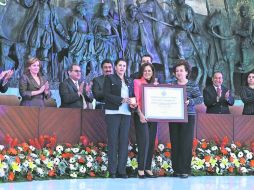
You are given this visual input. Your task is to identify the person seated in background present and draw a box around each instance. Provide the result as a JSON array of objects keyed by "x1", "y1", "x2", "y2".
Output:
[
  {"x1": 19, "y1": 57, "x2": 51, "y2": 107},
  {"x1": 92, "y1": 59, "x2": 113, "y2": 109},
  {"x1": 203, "y1": 72, "x2": 234, "y2": 114},
  {"x1": 0, "y1": 68, "x2": 14, "y2": 93},
  {"x1": 240, "y1": 72, "x2": 254, "y2": 115},
  {"x1": 59, "y1": 64, "x2": 93, "y2": 108}
]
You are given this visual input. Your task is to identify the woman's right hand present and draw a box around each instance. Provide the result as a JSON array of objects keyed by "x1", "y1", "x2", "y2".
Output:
[{"x1": 39, "y1": 85, "x2": 46, "y2": 93}]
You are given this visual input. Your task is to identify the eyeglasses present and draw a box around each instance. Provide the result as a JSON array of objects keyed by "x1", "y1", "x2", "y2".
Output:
[{"x1": 72, "y1": 70, "x2": 81, "y2": 73}]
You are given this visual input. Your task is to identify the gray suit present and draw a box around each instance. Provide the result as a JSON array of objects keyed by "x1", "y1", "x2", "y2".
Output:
[{"x1": 19, "y1": 73, "x2": 50, "y2": 107}]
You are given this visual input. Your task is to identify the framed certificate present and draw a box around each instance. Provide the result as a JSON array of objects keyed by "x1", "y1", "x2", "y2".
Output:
[{"x1": 142, "y1": 84, "x2": 188, "y2": 122}]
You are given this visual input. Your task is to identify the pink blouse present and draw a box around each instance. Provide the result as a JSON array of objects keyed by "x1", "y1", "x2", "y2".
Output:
[{"x1": 134, "y1": 77, "x2": 148, "y2": 111}]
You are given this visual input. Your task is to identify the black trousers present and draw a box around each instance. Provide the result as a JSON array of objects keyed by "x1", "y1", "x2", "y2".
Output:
[
  {"x1": 134, "y1": 113, "x2": 157, "y2": 170},
  {"x1": 169, "y1": 115, "x2": 195, "y2": 174},
  {"x1": 105, "y1": 114, "x2": 131, "y2": 175}
]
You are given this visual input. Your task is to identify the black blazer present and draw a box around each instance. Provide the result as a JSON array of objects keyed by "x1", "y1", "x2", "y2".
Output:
[
  {"x1": 103, "y1": 74, "x2": 134, "y2": 110},
  {"x1": 203, "y1": 85, "x2": 234, "y2": 114},
  {"x1": 59, "y1": 78, "x2": 92, "y2": 108},
  {"x1": 92, "y1": 75, "x2": 105, "y2": 102}
]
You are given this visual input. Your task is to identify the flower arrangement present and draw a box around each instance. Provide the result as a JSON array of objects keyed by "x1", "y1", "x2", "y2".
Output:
[{"x1": 0, "y1": 134, "x2": 254, "y2": 182}]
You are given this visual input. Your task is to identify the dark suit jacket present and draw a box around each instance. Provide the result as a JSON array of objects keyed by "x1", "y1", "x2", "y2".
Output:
[
  {"x1": 103, "y1": 74, "x2": 134, "y2": 110},
  {"x1": 19, "y1": 73, "x2": 50, "y2": 107},
  {"x1": 59, "y1": 78, "x2": 92, "y2": 108},
  {"x1": 203, "y1": 85, "x2": 234, "y2": 114},
  {"x1": 92, "y1": 75, "x2": 105, "y2": 102}
]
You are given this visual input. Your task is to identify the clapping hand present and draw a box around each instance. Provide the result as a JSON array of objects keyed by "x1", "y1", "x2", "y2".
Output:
[
  {"x1": 225, "y1": 90, "x2": 230, "y2": 99},
  {"x1": 78, "y1": 81, "x2": 85, "y2": 96},
  {"x1": 44, "y1": 81, "x2": 50, "y2": 95}
]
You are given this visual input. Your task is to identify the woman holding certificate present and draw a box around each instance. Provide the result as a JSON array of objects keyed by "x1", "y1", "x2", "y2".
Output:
[
  {"x1": 103, "y1": 58, "x2": 136, "y2": 178},
  {"x1": 169, "y1": 60, "x2": 203, "y2": 178},
  {"x1": 134, "y1": 63, "x2": 158, "y2": 178}
]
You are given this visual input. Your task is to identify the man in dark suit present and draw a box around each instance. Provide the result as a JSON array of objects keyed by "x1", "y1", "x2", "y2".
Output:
[
  {"x1": 203, "y1": 72, "x2": 234, "y2": 114},
  {"x1": 92, "y1": 59, "x2": 113, "y2": 109},
  {"x1": 59, "y1": 64, "x2": 92, "y2": 108}
]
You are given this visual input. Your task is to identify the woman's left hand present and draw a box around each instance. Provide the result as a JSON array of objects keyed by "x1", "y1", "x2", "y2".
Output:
[{"x1": 185, "y1": 100, "x2": 189, "y2": 105}]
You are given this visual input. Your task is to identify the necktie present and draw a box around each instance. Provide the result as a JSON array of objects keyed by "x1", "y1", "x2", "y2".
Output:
[
  {"x1": 216, "y1": 87, "x2": 221, "y2": 97},
  {"x1": 75, "y1": 81, "x2": 79, "y2": 90}
]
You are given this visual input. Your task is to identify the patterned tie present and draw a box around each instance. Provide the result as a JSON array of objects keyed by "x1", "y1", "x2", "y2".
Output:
[
  {"x1": 75, "y1": 81, "x2": 79, "y2": 90},
  {"x1": 216, "y1": 87, "x2": 221, "y2": 97}
]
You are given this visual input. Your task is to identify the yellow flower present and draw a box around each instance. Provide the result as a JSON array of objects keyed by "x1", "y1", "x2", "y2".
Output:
[
  {"x1": 11, "y1": 162, "x2": 21, "y2": 172},
  {"x1": 47, "y1": 161, "x2": 54, "y2": 169},
  {"x1": 209, "y1": 157, "x2": 217, "y2": 168},
  {"x1": 29, "y1": 161, "x2": 36, "y2": 170}
]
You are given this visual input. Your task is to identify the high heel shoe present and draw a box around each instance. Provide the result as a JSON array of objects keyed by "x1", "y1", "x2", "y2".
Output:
[{"x1": 144, "y1": 171, "x2": 157, "y2": 178}]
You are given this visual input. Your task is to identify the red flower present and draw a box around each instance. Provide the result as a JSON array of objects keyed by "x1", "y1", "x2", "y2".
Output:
[
  {"x1": 0, "y1": 154, "x2": 4, "y2": 161},
  {"x1": 7, "y1": 148, "x2": 17, "y2": 155},
  {"x1": 96, "y1": 156, "x2": 102, "y2": 163},
  {"x1": 240, "y1": 157, "x2": 246, "y2": 165},
  {"x1": 220, "y1": 148, "x2": 228, "y2": 155},
  {"x1": 158, "y1": 169, "x2": 165, "y2": 176},
  {"x1": 65, "y1": 143, "x2": 72, "y2": 148},
  {"x1": 164, "y1": 151, "x2": 171, "y2": 158},
  {"x1": 80, "y1": 136, "x2": 89, "y2": 146},
  {"x1": 166, "y1": 143, "x2": 172, "y2": 149},
  {"x1": 235, "y1": 141, "x2": 242, "y2": 148},
  {"x1": 192, "y1": 138, "x2": 198, "y2": 149},
  {"x1": 48, "y1": 169, "x2": 56, "y2": 177},
  {"x1": 89, "y1": 171, "x2": 96, "y2": 177},
  {"x1": 85, "y1": 147, "x2": 91, "y2": 153},
  {"x1": 249, "y1": 160, "x2": 254, "y2": 167},
  {"x1": 204, "y1": 155, "x2": 211, "y2": 162},
  {"x1": 27, "y1": 172, "x2": 33, "y2": 181},
  {"x1": 229, "y1": 156, "x2": 234, "y2": 163},
  {"x1": 221, "y1": 136, "x2": 229, "y2": 147},
  {"x1": 228, "y1": 167, "x2": 234, "y2": 173},
  {"x1": 62, "y1": 153, "x2": 74, "y2": 159},
  {"x1": 15, "y1": 156, "x2": 21, "y2": 164},
  {"x1": 8, "y1": 172, "x2": 15, "y2": 181},
  {"x1": 201, "y1": 142, "x2": 207, "y2": 149},
  {"x1": 78, "y1": 157, "x2": 85, "y2": 164},
  {"x1": 40, "y1": 154, "x2": 46, "y2": 161}
]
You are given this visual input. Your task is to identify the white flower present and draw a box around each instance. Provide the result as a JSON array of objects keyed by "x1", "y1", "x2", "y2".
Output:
[
  {"x1": 79, "y1": 166, "x2": 86, "y2": 173},
  {"x1": 54, "y1": 158, "x2": 60, "y2": 165},
  {"x1": 4, "y1": 155, "x2": 10, "y2": 160},
  {"x1": 30, "y1": 153, "x2": 38, "y2": 158},
  {"x1": 23, "y1": 161, "x2": 29, "y2": 168},
  {"x1": 86, "y1": 155, "x2": 93, "y2": 162},
  {"x1": 197, "y1": 148, "x2": 204, "y2": 152},
  {"x1": 205, "y1": 149, "x2": 211, "y2": 154},
  {"x1": 101, "y1": 152, "x2": 106, "y2": 157},
  {"x1": 220, "y1": 163, "x2": 225, "y2": 169},
  {"x1": 158, "y1": 144, "x2": 165, "y2": 151},
  {"x1": 70, "y1": 172, "x2": 78, "y2": 178},
  {"x1": 65, "y1": 148, "x2": 71, "y2": 152},
  {"x1": 18, "y1": 154, "x2": 25, "y2": 159},
  {"x1": 70, "y1": 164, "x2": 77, "y2": 170},
  {"x1": 71, "y1": 148, "x2": 79, "y2": 153},
  {"x1": 17, "y1": 147, "x2": 23, "y2": 152},
  {"x1": 230, "y1": 153, "x2": 237, "y2": 159},
  {"x1": 157, "y1": 156, "x2": 162, "y2": 163},
  {"x1": 128, "y1": 145, "x2": 133, "y2": 151},
  {"x1": 35, "y1": 159, "x2": 41, "y2": 165},
  {"x1": 56, "y1": 145, "x2": 64, "y2": 152},
  {"x1": 29, "y1": 146, "x2": 35, "y2": 151},
  {"x1": 240, "y1": 167, "x2": 248, "y2": 173},
  {"x1": 101, "y1": 165, "x2": 107, "y2": 171},
  {"x1": 86, "y1": 162, "x2": 92, "y2": 168},
  {"x1": 238, "y1": 152, "x2": 244, "y2": 158},
  {"x1": 246, "y1": 152, "x2": 253, "y2": 160},
  {"x1": 0, "y1": 145, "x2": 4, "y2": 151},
  {"x1": 151, "y1": 160, "x2": 156, "y2": 168},
  {"x1": 0, "y1": 169, "x2": 5, "y2": 177},
  {"x1": 69, "y1": 157, "x2": 76, "y2": 164},
  {"x1": 225, "y1": 147, "x2": 231, "y2": 152},
  {"x1": 211, "y1": 146, "x2": 218, "y2": 151},
  {"x1": 91, "y1": 150, "x2": 97, "y2": 155},
  {"x1": 231, "y1": 144, "x2": 236, "y2": 149}
]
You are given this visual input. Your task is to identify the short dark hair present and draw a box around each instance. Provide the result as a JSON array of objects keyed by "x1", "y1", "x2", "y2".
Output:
[
  {"x1": 68, "y1": 63, "x2": 80, "y2": 71},
  {"x1": 101, "y1": 59, "x2": 113, "y2": 68},
  {"x1": 138, "y1": 63, "x2": 156, "y2": 83},
  {"x1": 114, "y1": 58, "x2": 127, "y2": 67},
  {"x1": 141, "y1": 54, "x2": 153, "y2": 62},
  {"x1": 173, "y1": 60, "x2": 191, "y2": 78}
]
